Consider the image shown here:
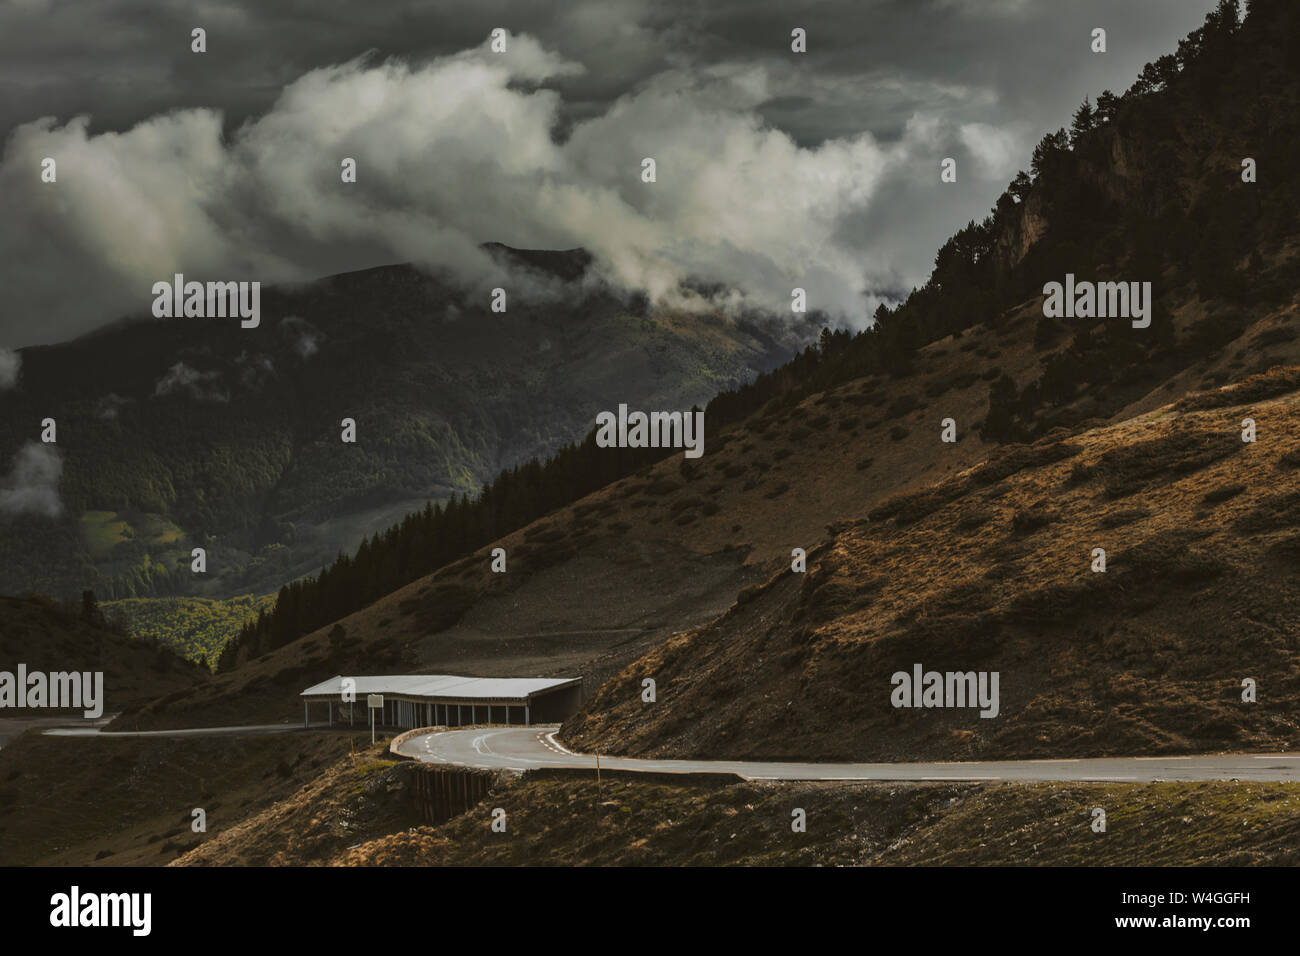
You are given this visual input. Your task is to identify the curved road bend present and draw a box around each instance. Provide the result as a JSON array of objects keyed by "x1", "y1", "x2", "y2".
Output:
[{"x1": 395, "y1": 724, "x2": 1300, "y2": 783}]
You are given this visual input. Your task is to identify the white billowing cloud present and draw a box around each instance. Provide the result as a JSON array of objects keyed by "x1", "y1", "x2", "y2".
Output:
[
  {"x1": 231, "y1": 37, "x2": 582, "y2": 291},
  {"x1": 0, "y1": 32, "x2": 973, "y2": 346},
  {"x1": 153, "y1": 361, "x2": 229, "y2": 402},
  {"x1": 96, "y1": 392, "x2": 132, "y2": 419},
  {"x1": 0, "y1": 442, "x2": 63, "y2": 516},
  {"x1": 554, "y1": 65, "x2": 896, "y2": 317},
  {"x1": 0, "y1": 347, "x2": 18, "y2": 388},
  {"x1": 235, "y1": 350, "x2": 275, "y2": 389},
  {"x1": 959, "y1": 121, "x2": 1031, "y2": 180},
  {"x1": 0, "y1": 110, "x2": 299, "y2": 347},
  {"x1": 279, "y1": 316, "x2": 322, "y2": 358}
]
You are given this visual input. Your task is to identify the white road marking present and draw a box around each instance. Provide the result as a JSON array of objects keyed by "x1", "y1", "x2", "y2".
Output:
[
  {"x1": 537, "y1": 734, "x2": 566, "y2": 755},
  {"x1": 545, "y1": 731, "x2": 575, "y2": 755}
]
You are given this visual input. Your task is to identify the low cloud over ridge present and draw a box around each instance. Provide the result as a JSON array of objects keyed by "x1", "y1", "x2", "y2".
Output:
[
  {"x1": 0, "y1": 442, "x2": 63, "y2": 517},
  {"x1": 0, "y1": 0, "x2": 1220, "y2": 348},
  {"x1": 2, "y1": 34, "x2": 999, "y2": 347}
]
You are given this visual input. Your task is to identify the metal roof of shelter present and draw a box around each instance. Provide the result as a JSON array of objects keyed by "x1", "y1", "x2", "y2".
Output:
[{"x1": 300, "y1": 674, "x2": 580, "y2": 702}]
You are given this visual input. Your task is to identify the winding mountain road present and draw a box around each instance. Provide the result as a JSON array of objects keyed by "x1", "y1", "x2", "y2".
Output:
[{"x1": 394, "y1": 724, "x2": 1300, "y2": 782}]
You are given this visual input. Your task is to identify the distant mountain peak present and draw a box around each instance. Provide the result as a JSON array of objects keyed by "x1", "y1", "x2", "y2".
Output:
[{"x1": 480, "y1": 243, "x2": 594, "y2": 283}]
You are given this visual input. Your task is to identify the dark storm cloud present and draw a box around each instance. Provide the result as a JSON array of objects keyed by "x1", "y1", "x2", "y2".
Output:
[
  {"x1": 0, "y1": 0, "x2": 1219, "y2": 141},
  {"x1": 0, "y1": 0, "x2": 1219, "y2": 347}
]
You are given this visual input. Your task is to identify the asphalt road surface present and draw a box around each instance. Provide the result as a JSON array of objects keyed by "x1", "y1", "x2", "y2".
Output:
[
  {"x1": 44, "y1": 722, "x2": 298, "y2": 739},
  {"x1": 395, "y1": 724, "x2": 1300, "y2": 782},
  {"x1": 0, "y1": 714, "x2": 116, "y2": 748}
]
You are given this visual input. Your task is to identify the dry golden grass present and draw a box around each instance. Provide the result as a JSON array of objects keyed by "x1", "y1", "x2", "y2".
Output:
[{"x1": 566, "y1": 379, "x2": 1300, "y2": 763}]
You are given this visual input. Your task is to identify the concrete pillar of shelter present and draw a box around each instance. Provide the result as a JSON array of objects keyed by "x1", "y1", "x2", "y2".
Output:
[
  {"x1": 524, "y1": 703, "x2": 530, "y2": 726},
  {"x1": 303, "y1": 700, "x2": 308, "y2": 729}
]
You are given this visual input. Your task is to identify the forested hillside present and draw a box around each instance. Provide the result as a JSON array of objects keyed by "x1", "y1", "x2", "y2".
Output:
[
  {"x1": 104, "y1": 595, "x2": 274, "y2": 670},
  {"x1": 216, "y1": 0, "x2": 1299, "y2": 670},
  {"x1": 564, "y1": 0, "x2": 1300, "y2": 763},
  {"x1": 0, "y1": 247, "x2": 792, "y2": 601},
  {"x1": 0, "y1": 594, "x2": 204, "y2": 713}
]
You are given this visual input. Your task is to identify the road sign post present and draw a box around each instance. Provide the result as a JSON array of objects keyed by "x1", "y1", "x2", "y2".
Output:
[{"x1": 368, "y1": 694, "x2": 384, "y2": 745}]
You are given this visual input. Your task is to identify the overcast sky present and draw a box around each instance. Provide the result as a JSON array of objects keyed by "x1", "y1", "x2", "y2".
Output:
[{"x1": 0, "y1": 0, "x2": 1220, "y2": 349}]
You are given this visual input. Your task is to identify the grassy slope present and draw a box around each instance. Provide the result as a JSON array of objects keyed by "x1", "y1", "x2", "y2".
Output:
[
  {"x1": 0, "y1": 595, "x2": 206, "y2": 716},
  {"x1": 9, "y1": 728, "x2": 1297, "y2": 867},
  {"x1": 0, "y1": 730, "x2": 369, "y2": 865},
  {"x1": 564, "y1": 364, "x2": 1300, "y2": 762},
  {"x1": 172, "y1": 751, "x2": 1300, "y2": 867},
  {"x1": 119, "y1": 285, "x2": 1300, "y2": 738},
  {"x1": 105, "y1": 314, "x2": 1017, "y2": 730},
  {"x1": 172, "y1": 743, "x2": 421, "y2": 866}
]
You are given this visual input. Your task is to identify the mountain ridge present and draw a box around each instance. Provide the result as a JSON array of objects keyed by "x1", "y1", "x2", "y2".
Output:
[{"x1": 0, "y1": 248, "x2": 795, "y2": 603}]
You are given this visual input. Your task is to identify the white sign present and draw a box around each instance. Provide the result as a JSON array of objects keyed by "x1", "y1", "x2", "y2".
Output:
[{"x1": 367, "y1": 694, "x2": 384, "y2": 709}]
